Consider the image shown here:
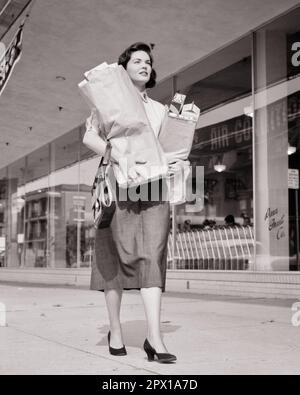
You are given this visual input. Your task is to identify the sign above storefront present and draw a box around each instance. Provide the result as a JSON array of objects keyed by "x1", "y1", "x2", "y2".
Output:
[
  {"x1": 0, "y1": 21, "x2": 24, "y2": 96},
  {"x1": 191, "y1": 91, "x2": 300, "y2": 158},
  {"x1": 288, "y1": 31, "x2": 300, "y2": 78},
  {"x1": 192, "y1": 114, "x2": 252, "y2": 154},
  {"x1": 288, "y1": 169, "x2": 299, "y2": 190}
]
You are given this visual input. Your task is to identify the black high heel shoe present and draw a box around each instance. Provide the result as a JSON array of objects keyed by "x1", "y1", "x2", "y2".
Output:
[
  {"x1": 108, "y1": 331, "x2": 127, "y2": 356},
  {"x1": 143, "y1": 338, "x2": 177, "y2": 363}
]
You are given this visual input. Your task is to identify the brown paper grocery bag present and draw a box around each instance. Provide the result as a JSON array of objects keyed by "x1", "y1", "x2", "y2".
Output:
[{"x1": 79, "y1": 63, "x2": 168, "y2": 187}]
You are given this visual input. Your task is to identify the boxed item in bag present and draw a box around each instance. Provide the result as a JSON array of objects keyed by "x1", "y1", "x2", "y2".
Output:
[{"x1": 169, "y1": 93, "x2": 186, "y2": 115}]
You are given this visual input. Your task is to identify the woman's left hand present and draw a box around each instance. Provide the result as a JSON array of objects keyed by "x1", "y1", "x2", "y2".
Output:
[{"x1": 168, "y1": 159, "x2": 190, "y2": 176}]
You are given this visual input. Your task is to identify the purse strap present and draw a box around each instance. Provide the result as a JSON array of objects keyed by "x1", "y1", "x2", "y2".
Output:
[
  {"x1": 101, "y1": 140, "x2": 112, "y2": 166},
  {"x1": 92, "y1": 140, "x2": 112, "y2": 194}
]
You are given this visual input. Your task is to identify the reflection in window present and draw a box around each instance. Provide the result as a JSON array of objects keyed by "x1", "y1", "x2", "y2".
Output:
[{"x1": 50, "y1": 127, "x2": 80, "y2": 173}]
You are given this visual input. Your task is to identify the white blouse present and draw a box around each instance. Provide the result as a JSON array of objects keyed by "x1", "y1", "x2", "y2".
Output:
[{"x1": 138, "y1": 90, "x2": 166, "y2": 138}]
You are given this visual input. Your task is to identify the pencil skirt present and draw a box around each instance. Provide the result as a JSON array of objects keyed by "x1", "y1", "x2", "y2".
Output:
[{"x1": 90, "y1": 182, "x2": 171, "y2": 293}]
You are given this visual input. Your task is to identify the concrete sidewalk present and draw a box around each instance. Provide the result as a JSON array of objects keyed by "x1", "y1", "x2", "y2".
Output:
[{"x1": 0, "y1": 283, "x2": 300, "y2": 375}]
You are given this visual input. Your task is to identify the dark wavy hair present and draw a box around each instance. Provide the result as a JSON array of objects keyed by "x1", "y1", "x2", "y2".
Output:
[{"x1": 118, "y1": 42, "x2": 157, "y2": 89}]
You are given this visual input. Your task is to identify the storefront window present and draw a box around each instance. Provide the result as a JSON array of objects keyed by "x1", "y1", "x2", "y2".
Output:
[
  {"x1": 169, "y1": 36, "x2": 254, "y2": 270},
  {"x1": 151, "y1": 77, "x2": 173, "y2": 105},
  {"x1": 254, "y1": 7, "x2": 300, "y2": 271}
]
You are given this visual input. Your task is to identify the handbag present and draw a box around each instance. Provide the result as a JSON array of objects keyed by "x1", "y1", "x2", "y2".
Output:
[{"x1": 91, "y1": 141, "x2": 116, "y2": 229}]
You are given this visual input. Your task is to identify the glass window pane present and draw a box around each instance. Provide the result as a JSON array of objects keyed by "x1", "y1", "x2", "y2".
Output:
[
  {"x1": 51, "y1": 127, "x2": 80, "y2": 172},
  {"x1": 6, "y1": 159, "x2": 26, "y2": 268},
  {"x1": 26, "y1": 145, "x2": 50, "y2": 183},
  {"x1": 177, "y1": 36, "x2": 252, "y2": 110},
  {"x1": 48, "y1": 129, "x2": 81, "y2": 269},
  {"x1": 24, "y1": 188, "x2": 48, "y2": 268},
  {"x1": 78, "y1": 156, "x2": 100, "y2": 269},
  {"x1": 150, "y1": 77, "x2": 174, "y2": 105}
]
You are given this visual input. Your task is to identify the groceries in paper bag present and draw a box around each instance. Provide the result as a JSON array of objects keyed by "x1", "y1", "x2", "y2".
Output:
[
  {"x1": 159, "y1": 93, "x2": 200, "y2": 163},
  {"x1": 78, "y1": 62, "x2": 168, "y2": 188},
  {"x1": 159, "y1": 94, "x2": 200, "y2": 205}
]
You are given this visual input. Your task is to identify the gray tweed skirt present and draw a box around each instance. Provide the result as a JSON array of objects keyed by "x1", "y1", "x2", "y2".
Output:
[{"x1": 90, "y1": 180, "x2": 170, "y2": 293}]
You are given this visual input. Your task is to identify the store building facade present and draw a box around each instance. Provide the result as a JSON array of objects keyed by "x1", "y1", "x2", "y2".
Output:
[{"x1": 0, "y1": 7, "x2": 299, "y2": 289}]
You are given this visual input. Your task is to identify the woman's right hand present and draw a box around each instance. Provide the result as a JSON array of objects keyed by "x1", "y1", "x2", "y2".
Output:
[
  {"x1": 83, "y1": 109, "x2": 108, "y2": 157},
  {"x1": 120, "y1": 158, "x2": 147, "y2": 183}
]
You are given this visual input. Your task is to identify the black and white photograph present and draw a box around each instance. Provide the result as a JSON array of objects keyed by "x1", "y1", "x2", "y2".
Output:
[{"x1": 0, "y1": 0, "x2": 300, "y2": 378}]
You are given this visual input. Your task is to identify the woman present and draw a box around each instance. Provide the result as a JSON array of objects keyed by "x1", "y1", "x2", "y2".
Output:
[{"x1": 83, "y1": 42, "x2": 179, "y2": 363}]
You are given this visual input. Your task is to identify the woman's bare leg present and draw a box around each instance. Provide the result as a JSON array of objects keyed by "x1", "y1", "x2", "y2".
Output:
[
  {"x1": 104, "y1": 289, "x2": 124, "y2": 348},
  {"x1": 140, "y1": 287, "x2": 168, "y2": 353}
]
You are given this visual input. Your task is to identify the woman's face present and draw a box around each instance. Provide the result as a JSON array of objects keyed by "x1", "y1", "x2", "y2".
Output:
[{"x1": 126, "y1": 50, "x2": 152, "y2": 89}]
